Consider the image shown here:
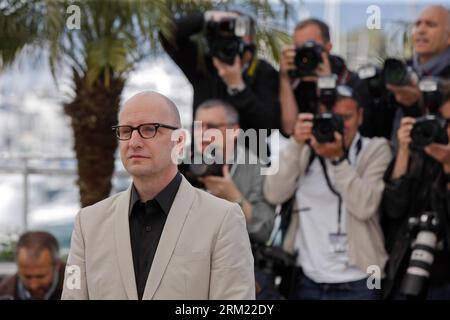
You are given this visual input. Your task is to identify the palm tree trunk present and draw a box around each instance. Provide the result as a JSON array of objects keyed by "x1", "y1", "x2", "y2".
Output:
[{"x1": 64, "y1": 70, "x2": 125, "y2": 207}]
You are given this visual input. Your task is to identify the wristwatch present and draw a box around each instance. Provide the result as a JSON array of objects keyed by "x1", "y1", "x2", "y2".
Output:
[
  {"x1": 331, "y1": 154, "x2": 347, "y2": 166},
  {"x1": 227, "y1": 83, "x2": 246, "y2": 96}
]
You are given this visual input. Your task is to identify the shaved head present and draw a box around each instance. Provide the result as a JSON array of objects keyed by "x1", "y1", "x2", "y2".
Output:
[
  {"x1": 120, "y1": 91, "x2": 181, "y2": 128},
  {"x1": 117, "y1": 90, "x2": 185, "y2": 190},
  {"x1": 421, "y1": 5, "x2": 450, "y2": 28},
  {"x1": 413, "y1": 5, "x2": 450, "y2": 63}
]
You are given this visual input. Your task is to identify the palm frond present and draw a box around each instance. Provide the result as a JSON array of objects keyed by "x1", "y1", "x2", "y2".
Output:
[{"x1": 0, "y1": 0, "x2": 42, "y2": 70}]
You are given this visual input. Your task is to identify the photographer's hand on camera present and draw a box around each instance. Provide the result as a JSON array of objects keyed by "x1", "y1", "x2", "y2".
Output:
[
  {"x1": 199, "y1": 165, "x2": 239, "y2": 200},
  {"x1": 280, "y1": 45, "x2": 296, "y2": 80},
  {"x1": 425, "y1": 143, "x2": 450, "y2": 174},
  {"x1": 315, "y1": 51, "x2": 332, "y2": 77},
  {"x1": 279, "y1": 46, "x2": 300, "y2": 136},
  {"x1": 398, "y1": 117, "x2": 416, "y2": 152},
  {"x1": 310, "y1": 132, "x2": 345, "y2": 160},
  {"x1": 199, "y1": 165, "x2": 252, "y2": 223},
  {"x1": 212, "y1": 56, "x2": 245, "y2": 88},
  {"x1": 387, "y1": 81, "x2": 421, "y2": 108},
  {"x1": 293, "y1": 113, "x2": 314, "y2": 144},
  {"x1": 392, "y1": 117, "x2": 416, "y2": 179}
]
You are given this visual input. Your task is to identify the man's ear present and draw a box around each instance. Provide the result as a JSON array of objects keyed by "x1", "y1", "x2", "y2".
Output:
[
  {"x1": 177, "y1": 130, "x2": 186, "y2": 145},
  {"x1": 325, "y1": 41, "x2": 332, "y2": 53}
]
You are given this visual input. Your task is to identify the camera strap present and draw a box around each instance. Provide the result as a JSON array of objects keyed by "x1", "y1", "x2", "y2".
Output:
[
  {"x1": 244, "y1": 57, "x2": 259, "y2": 79},
  {"x1": 318, "y1": 156, "x2": 344, "y2": 234},
  {"x1": 316, "y1": 136, "x2": 362, "y2": 235}
]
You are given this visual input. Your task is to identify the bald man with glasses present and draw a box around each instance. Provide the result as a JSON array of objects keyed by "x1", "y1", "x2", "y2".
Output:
[{"x1": 62, "y1": 91, "x2": 255, "y2": 300}]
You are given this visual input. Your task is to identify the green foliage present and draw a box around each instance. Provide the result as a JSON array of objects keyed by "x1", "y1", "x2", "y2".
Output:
[
  {"x1": 1, "y1": 0, "x2": 290, "y2": 83},
  {"x1": 0, "y1": 235, "x2": 17, "y2": 262}
]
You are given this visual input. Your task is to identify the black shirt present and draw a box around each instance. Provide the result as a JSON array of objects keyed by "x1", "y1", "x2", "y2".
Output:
[{"x1": 128, "y1": 172, "x2": 182, "y2": 300}]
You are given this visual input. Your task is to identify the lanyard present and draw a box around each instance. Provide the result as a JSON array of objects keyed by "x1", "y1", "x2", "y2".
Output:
[{"x1": 317, "y1": 136, "x2": 362, "y2": 234}]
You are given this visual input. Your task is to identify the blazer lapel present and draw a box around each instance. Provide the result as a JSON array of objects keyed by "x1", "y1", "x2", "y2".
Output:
[
  {"x1": 142, "y1": 176, "x2": 195, "y2": 300},
  {"x1": 114, "y1": 185, "x2": 138, "y2": 300}
]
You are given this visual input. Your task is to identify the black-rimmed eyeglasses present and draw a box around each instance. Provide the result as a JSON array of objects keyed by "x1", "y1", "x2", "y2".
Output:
[{"x1": 112, "y1": 123, "x2": 179, "y2": 140}]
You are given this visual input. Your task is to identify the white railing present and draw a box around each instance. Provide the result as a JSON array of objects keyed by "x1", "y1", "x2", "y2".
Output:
[{"x1": 0, "y1": 156, "x2": 129, "y2": 230}]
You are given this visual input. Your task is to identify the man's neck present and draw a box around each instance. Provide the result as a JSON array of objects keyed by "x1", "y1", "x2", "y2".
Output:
[
  {"x1": 419, "y1": 47, "x2": 448, "y2": 65},
  {"x1": 133, "y1": 167, "x2": 178, "y2": 202},
  {"x1": 345, "y1": 132, "x2": 360, "y2": 151},
  {"x1": 419, "y1": 54, "x2": 433, "y2": 65}
]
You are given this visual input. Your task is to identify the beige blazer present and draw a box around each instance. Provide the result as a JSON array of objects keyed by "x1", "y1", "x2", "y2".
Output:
[{"x1": 61, "y1": 176, "x2": 255, "y2": 300}]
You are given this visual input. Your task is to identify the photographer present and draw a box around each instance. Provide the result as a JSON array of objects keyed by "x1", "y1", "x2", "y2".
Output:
[
  {"x1": 159, "y1": 10, "x2": 281, "y2": 144},
  {"x1": 189, "y1": 99, "x2": 276, "y2": 244},
  {"x1": 279, "y1": 18, "x2": 360, "y2": 137},
  {"x1": 264, "y1": 86, "x2": 391, "y2": 299},
  {"x1": 188, "y1": 99, "x2": 277, "y2": 298},
  {"x1": 387, "y1": 5, "x2": 450, "y2": 148},
  {"x1": 382, "y1": 82, "x2": 450, "y2": 300}
]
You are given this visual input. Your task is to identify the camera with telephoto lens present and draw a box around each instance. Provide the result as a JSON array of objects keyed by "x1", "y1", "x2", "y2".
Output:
[
  {"x1": 206, "y1": 16, "x2": 252, "y2": 65},
  {"x1": 312, "y1": 76, "x2": 344, "y2": 143},
  {"x1": 290, "y1": 40, "x2": 324, "y2": 78},
  {"x1": 401, "y1": 211, "x2": 440, "y2": 298},
  {"x1": 358, "y1": 58, "x2": 413, "y2": 102},
  {"x1": 410, "y1": 78, "x2": 448, "y2": 152},
  {"x1": 383, "y1": 58, "x2": 411, "y2": 86}
]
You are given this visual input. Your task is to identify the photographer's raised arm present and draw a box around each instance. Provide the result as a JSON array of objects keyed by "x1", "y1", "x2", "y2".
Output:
[
  {"x1": 279, "y1": 46, "x2": 300, "y2": 136},
  {"x1": 263, "y1": 114, "x2": 313, "y2": 204},
  {"x1": 227, "y1": 61, "x2": 281, "y2": 131},
  {"x1": 159, "y1": 12, "x2": 204, "y2": 80},
  {"x1": 391, "y1": 117, "x2": 416, "y2": 179}
]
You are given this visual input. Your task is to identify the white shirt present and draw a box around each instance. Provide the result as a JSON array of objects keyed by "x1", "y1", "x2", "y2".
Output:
[{"x1": 294, "y1": 133, "x2": 370, "y2": 283}]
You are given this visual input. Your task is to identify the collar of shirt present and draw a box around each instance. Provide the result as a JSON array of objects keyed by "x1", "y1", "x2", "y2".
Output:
[
  {"x1": 346, "y1": 132, "x2": 362, "y2": 166},
  {"x1": 128, "y1": 172, "x2": 182, "y2": 216}
]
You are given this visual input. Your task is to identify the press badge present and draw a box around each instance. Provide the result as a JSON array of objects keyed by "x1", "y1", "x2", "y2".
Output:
[{"x1": 329, "y1": 232, "x2": 348, "y2": 253}]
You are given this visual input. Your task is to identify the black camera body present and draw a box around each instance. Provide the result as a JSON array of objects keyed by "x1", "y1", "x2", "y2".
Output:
[
  {"x1": 410, "y1": 115, "x2": 448, "y2": 152},
  {"x1": 358, "y1": 64, "x2": 384, "y2": 100},
  {"x1": 290, "y1": 40, "x2": 324, "y2": 78},
  {"x1": 294, "y1": 81, "x2": 318, "y2": 114},
  {"x1": 358, "y1": 58, "x2": 412, "y2": 103},
  {"x1": 206, "y1": 16, "x2": 251, "y2": 65},
  {"x1": 313, "y1": 113, "x2": 344, "y2": 143},
  {"x1": 401, "y1": 211, "x2": 440, "y2": 298},
  {"x1": 253, "y1": 243, "x2": 297, "y2": 279},
  {"x1": 187, "y1": 163, "x2": 223, "y2": 178},
  {"x1": 310, "y1": 75, "x2": 343, "y2": 143}
]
